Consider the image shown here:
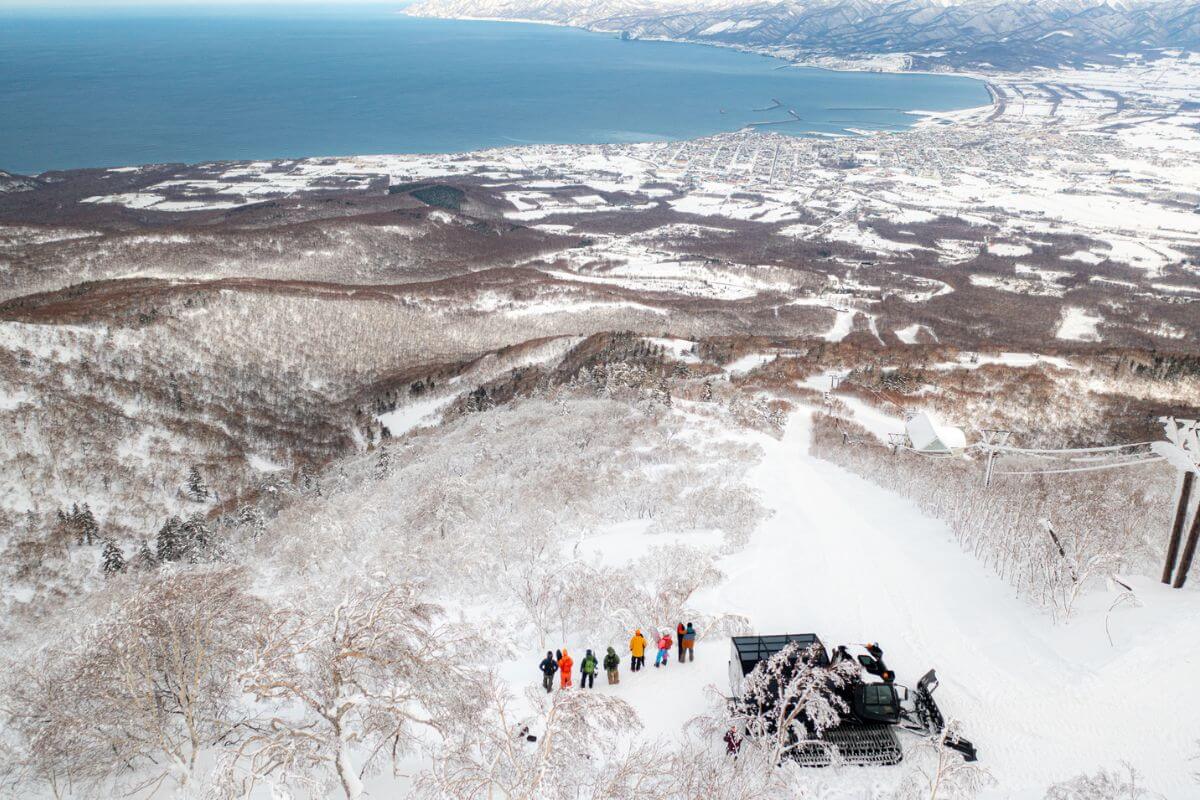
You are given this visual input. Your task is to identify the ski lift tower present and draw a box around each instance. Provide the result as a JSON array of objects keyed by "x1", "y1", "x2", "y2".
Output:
[
  {"x1": 1155, "y1": 418, "x2": 1200, "y2": 588},
  {"x1": 980, "y1": 429, "x2": 1013, "y2": 488}
]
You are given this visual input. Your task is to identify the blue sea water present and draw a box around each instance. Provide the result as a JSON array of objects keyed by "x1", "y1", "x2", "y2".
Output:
[{"x1": 0, "y1": 5, "x2": 990, "y2": 175}]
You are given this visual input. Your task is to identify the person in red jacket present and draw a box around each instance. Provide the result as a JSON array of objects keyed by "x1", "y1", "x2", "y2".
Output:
[
  {"x1": 558, "y1": 649, "x2": 574, "y2": 688},
  {"x1": 654, "y1": 632, "x2": 672, "y2": 668}
]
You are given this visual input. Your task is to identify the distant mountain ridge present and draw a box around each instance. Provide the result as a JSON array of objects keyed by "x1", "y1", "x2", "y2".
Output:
[
  {"x1": 0, "y1": 170, "x2": 41, "y2": 193},
  {"x1": 405, "y1": 0, "x2": 1200, "y2": 68}
]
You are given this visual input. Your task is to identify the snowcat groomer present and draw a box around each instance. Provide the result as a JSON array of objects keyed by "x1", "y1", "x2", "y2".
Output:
[{"x1": 728, "y1": 633, "x2": 978, "y2": 766}]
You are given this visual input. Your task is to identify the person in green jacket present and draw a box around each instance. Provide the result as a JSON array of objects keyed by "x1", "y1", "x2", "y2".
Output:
[
  {"x1": 603, "y1": 646, "x2": 620, "y2": 685},
  {"x1": 580, "y1": 649, "x2": 598, "y2": 689}
]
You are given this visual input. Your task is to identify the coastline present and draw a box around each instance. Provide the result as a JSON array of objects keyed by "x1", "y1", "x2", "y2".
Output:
[
  {"x1": 398, "y1": 9, "x2": 1003, "y2": 128},
  {"x1": 4, "y1": 12, "x2": 998, "y2": 177}
]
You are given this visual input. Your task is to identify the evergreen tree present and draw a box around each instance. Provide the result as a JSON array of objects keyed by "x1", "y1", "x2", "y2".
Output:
[
  {"x1": 136, "y1": 540, "x2": 157, "y2": 570},
  {"x1": 466, "y1": 386, "x2": 493, "y2": 413},
  {"x1": 156, "y1": 516, "x2": 184, "y2": 562},
  {"x1": 101, "y1": 539, "x2": 125, "y2": 576},
  {"x1": 300, "y1": 463, "x2": 321, "y2": 495},
  {"x1": 186, "y1": 466, "x2": 209, "y2": 502},
  {"x1": 374, "y1": 446, "x2": 391, "y2": 481},
  {"x1": 180, "y1": 514, "x2": 212, "y2": 563},
  {"x1": 77, "y1": 505, "x2": 99, "y2": 546},
  {"x1": 60, "y1": 503, "x2": 100, "y2": 546},
  {"x1": 53, "y1": 507, "x2": 73, "y2": 546},
  {"x1": 655, "y1": 377, "x2": 673, "y2": 407}
]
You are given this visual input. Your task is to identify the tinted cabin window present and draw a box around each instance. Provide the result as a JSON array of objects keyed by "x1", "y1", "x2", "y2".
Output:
[{"x1": 863, "y1": 685, "x2": 898, "y2": 717}]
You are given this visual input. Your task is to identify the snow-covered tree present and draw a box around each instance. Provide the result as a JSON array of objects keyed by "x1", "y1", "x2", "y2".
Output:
[
  {"x1": 655, "y1": 376, "x2": 673, "y2": 407},
  {"x1": 76, "y1": 505, "x2": 99, "y2": 546},
  {"x1": 100, "y1": 539, "x2": 125, "y2": 575},
  {"x1": 1043, "y1": 764, "x2": 1160, "y2": 800},
  {"x1": 299, "y1": 463, "x2": 321, "y2": 495},
  {"x1": 894, "y1": 720, "x2": 995, "y2": 800},
  {"x1": 631, "y1": 543, "x2": 724, "y2": 630},
  {"x1": 186, "y1": 465, "x2": 209, "y2": 501},
  {"x1": 2, "y1": 568, "x2": 263, "y2": 794},
  {"x1": 234, "y1": 503, "x2": 266, "y2": 540},
  {"x1": 728, "y1": 642, "x2": 862, "y2": 764},
  {"x1": 179, "y1": 513, "x2": 213, "y2": 562},
  {"x1": 133, "y1": 539, "x2": 157, "y2": 570},
  {"x1": 57, "y1": 503, "x2": 99, "y2": 546},
  {"x1": 0, "y1": 654, "x2": 79, "y2": 798},
  {"x1": 156, "y1": 515, "x2": 184, "y2": 561},
  {"x1": 497, "y1": 532, "x2": 560, "y2": 649},
  {"x1": 418, "y1": 675, "x2": 662, "y2": 800},
  {"x1": 373, "y1": 446, "x2": 391, "y2": 481},
  {"x1": 657, "y1": 733, "x2": 817, "y2": 800},
  {"x1": 225, "y1": 580, "x2": 483, "y2": 800}
]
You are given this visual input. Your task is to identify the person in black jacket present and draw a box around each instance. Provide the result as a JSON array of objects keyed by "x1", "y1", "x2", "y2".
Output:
[
  {"x1": 539, "y1": 651, "x2": 558, "y2": 693},
  {"x1": 603, "y1": 646, "x2": 621, "y2": 685}
]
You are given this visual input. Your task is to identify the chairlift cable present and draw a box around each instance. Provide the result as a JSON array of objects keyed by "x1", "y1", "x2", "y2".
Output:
[
  {"x1": 981, "y1": 441, "x2": 1156, "y2": 456},
  {"x1": 991, "y1": 456, "x2": 1166, "y2": 476}
]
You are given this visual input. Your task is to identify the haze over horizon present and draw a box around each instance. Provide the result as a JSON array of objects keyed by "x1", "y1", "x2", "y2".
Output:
[{"x1": 0, "y1": 0, "x2": 408, "y2": 9}]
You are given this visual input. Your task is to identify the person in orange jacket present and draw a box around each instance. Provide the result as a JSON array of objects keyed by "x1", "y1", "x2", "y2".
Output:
[
  {"x1": 654, "y1": 631, "x2": 672, "y2": 668},
  {"x1": 558, "y1": 648, "x2": 574, "y2": 688},
  {"x1": 676, "y1": 623, "x2": 686, "y2": 661},
  {"x1": 629, "y1": 630, "x2": 647, "y2": 672}
]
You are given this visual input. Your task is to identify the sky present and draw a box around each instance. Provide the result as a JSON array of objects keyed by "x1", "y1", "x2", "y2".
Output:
[{"x1": 0, "y1": 0, "x2": 406, "y2": 7}]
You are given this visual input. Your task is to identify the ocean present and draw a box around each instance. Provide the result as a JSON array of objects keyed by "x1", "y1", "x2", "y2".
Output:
[{"x1": 0, "y1": 6, "x2": 990, "y2": 175}]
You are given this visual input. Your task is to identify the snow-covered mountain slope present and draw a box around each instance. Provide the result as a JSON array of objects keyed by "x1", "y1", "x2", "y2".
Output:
[
  {"x1": 0, "y1": 170, "x2": 40, "y2": 194},
  {"x1": 548, "y1": 408, "x2": 1200, "y2": 797},
  {"x1": 3, "y1": 313, "x2": 1197, "y2": 797},
  {"x1": 406, "y1": 0, "x2": 1200, "y2": 67},
  {"x1": 714, "y1": 410, "x2": 1198, "y2": 795}
]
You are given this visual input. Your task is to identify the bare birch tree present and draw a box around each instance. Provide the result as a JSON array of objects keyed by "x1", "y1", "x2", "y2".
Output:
[
  {"x1": 417, "y1": 674, "x2": 661, "y2": 800},
  {"x1": 224, "y1": 579, "x2": 482, "y2": 800},
  {"x1": 1043, "y1": 763, "x2": 1161, "y2": 800},
  {"x1": 893, "y1": 720, "x2": 995, "y2": 800},
  {"x1": 2, "y1": 567, "x2": 263, "y2": 795}
]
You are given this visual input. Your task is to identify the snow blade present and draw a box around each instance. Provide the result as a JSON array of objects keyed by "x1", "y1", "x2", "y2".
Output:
[
  {"x1": 914, "y1": 669, "x2": 979, "y2": 762},
  {"x1": 946, "y1": 735, "x2": 979, "y2": 763}
]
